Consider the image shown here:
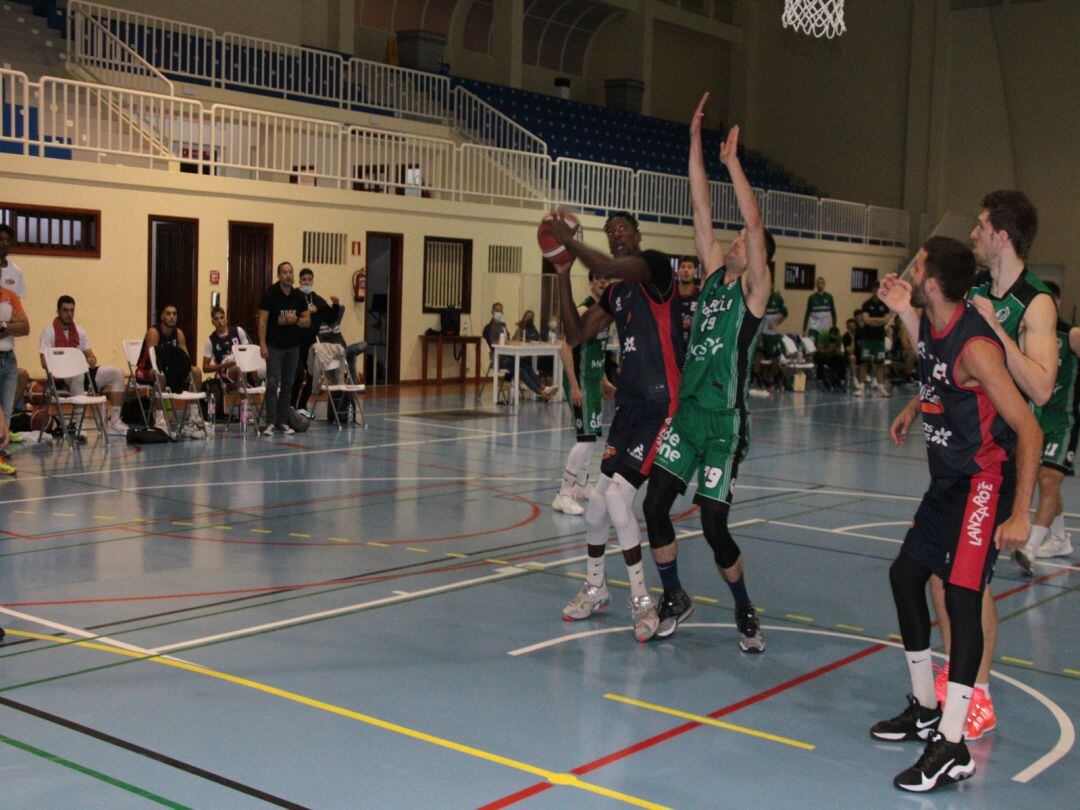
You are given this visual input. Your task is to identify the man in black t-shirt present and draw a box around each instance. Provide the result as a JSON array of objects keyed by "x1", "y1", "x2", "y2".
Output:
[
  {"x1": 258, "y1": 261, "x2": 311, "y2": 435},
  {"x1": 857, "y1": 284, "x2": 893, "y2": 397}
]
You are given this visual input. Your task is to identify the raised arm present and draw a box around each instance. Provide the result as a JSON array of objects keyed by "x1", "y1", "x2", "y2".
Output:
[
  {"x1": 958, "y1": 340, "x2": 1041, "y2": 550},
  {"x1": 878, "y1": 274, "x2": 920, "y2": 342},
  {"x1": 689, "y1": 92, "x2": 725, "y2": 279},
  {"x1": 723, "y1": 125, "x2": 769, "y2": 316},
  {"x1": 556, "y1": 263, "x2": 613, "y2": 347}
]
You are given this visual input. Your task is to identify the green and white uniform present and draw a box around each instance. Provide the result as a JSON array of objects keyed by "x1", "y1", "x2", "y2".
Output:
[
  {"x1": 967, "y1": 268, "x2": 1052, "y2": 345},
  {"x1": 1035, "y1": 318, "x2": 1079, "y2": 475},
  {"x1": 654, "y1": 272, "x2": 764, "y2": 503},
  {"x1": 803, "y1": 291, "x2": 836, "y2": 345},
  {"x1": 760, "y1": 291, "x2": 787, "y2": 358},
  {"x1": 562, "y1": 295, "x2": 608, "y2": 440}
]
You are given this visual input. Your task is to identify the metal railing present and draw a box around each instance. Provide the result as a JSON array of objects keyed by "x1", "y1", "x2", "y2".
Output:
[
  {"x1": 5, "y1": 70, "x2": 910, "y2": 247},
  {"x1": 221, "y1": 33, "x2": 346, "y2": 108},
  {"x1": 347, "y1": 58, "x2": 449, "y2": 121},
  {"x1": 211, "y1": 105, "x2": 343, "y2": 186},
  {"x1": 69, "y1": 1, "x2": 216, "y2": 85},
  {"x1": 450, "y1": 86, "x2": 546, "y2": 155},
  {"x1": 0, "y1": 69, "x2": 30, "y2": 155},
  {"x1": 70, "y1": 10, "x2": 174, "y2": 96},
  {"x1": 819, "y1": 198, "x2": 867, "y2": 240},
  {"x1": 551, "y1": 158, "x2": 635, "y2": 214},
  {"x1": 40, "y1": 77, "x2": 203, "y2": 167}
]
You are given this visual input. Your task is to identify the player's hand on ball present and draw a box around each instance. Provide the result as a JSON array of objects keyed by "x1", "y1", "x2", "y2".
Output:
[
  {"x1": 546, "y1": 213, "x2": 579, "y2": 247},
  {"x1": 994, "y1": 514, "x2": 1030, "y2": 552},
  {"x1": 552, "y1": 260, "x2": 573, "y2": 276}
]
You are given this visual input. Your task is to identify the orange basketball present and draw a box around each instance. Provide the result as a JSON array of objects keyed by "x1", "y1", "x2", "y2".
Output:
[
  {"x1": 29, "y1": 409, "x2": 50, "y2": 431},
  {"x1": 537, "y1": 211, "x2": 581, "y2": 265},
  {"x1": 27, "y1": 382, "x2": 46, "y2": 408}
]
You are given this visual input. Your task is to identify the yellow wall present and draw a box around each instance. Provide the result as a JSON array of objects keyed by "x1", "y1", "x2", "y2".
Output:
[{"x1": 0, "y1": 154, "x2": 906, "y2": 382}]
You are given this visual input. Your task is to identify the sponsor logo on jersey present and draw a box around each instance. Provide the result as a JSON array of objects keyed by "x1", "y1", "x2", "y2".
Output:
[
  {"x1": 995, "y1": 306, "x2": 1010, "y2": 324},
  {"x1": 623, "y1": 336, "x2": 636, "y2": 354},
  {"x1": 964, "y1": 479, "x2": 995, "y2": 547},
  {"x1": 629, "y1": 444, "x2": 645, "y2": 461}
]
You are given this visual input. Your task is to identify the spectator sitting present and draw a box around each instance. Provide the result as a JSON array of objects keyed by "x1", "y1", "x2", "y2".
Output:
[
  {"x1": 202, "y1": 306, "x2": 256, "y2": 385},
  {"x1": 136, "y1": 303, "x2": 205, "y2": 437},
  {"x1": 39, "y1": 295, "x2": 128, "y2": 436},
  {"x1": 483, "y1": 303, "x2": 552, "y2": 399},
  {"x1": 815, "y1": 326, "x2": 847, "y2": 391}
]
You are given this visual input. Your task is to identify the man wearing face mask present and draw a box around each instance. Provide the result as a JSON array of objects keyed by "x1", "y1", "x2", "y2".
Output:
[
  {"x1": 483, "y1": 303, "x2": 550, "y2": 398},
  {"x1": 292, "y1": 268, "x2": 331, "y2": 417}
]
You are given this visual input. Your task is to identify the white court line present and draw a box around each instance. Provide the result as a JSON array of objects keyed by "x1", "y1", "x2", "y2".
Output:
[
  {"x1": 507, "y1": 624, "x2": 1073, "y2": 784},
  {"x1": 383, "y1": 415, "x2": 500, "y2": 434},
  {"x1": 736, "y1": 484, "x2": 922, "y2": 502},
  {"x1": 3, "y1": 425, "x2": 570, "y2": 489},
  {"x1": 835, "y1": 521, "x2": 911, "y2": 532},
  {"x1": 0, "y1": 606, "x2": 193, "y2": 664}
]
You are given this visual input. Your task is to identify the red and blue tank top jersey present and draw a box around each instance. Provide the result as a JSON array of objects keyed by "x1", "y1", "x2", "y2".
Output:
[
  {"x1": 598, "y1": 249, "x2": 685, "y2": 410},
  {"x1": 918, "y1": 300, "x2": 1016, "y2": 481}
]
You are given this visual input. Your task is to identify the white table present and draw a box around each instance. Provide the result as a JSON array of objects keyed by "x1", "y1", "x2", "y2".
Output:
[{"x1": 491, "y1": 342, "x2": 563, "y2": 408}]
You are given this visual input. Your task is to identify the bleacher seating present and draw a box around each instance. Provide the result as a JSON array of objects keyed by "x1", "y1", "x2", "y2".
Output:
[{"x1": 454, "y1": 77, "x2": 820, "y2": 196}]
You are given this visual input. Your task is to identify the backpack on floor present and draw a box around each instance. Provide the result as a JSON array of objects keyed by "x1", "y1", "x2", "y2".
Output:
[
  {"x1": 126, "y1": 427, "x2": 172, "y2": 444},
  {"x1": 286, "y1": 408, "x2": 310, "y2": 433}
]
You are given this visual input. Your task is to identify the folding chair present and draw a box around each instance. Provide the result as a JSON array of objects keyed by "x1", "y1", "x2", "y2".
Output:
[
  {"x1": 475, "y1": 359, "x2": 512, "y2": 405},
  {"x1": 313, "y1": 342, "x2": 366, "y2": 428},
  {"x1": 231, "y1": 345, "x2": 267, "y2": 434},
  {"x1": 39, "y1": 347, "x2": 109, "y2": 449},
  {"x1": 121, "y1": 339, "x2": 154, "y2": 425},
  {"x1": 149, "y1": 346, "x2": 206, "y2": 438}
]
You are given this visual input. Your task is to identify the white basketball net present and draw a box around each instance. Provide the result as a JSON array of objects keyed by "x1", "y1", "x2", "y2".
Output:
[{"x1": 782, "y1": 0, "x2": 846, "y2": 39}]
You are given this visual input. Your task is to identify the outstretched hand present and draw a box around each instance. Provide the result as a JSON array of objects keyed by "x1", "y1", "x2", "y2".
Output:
[
  {"x1": 720, "y1": 124, "x2": 740, "y2": 166},
  {"x1": 545, "y1": 211, "x2": 580, "y2": 247},
  {"x1": 878, "y1": 273, "x2": 914, "y2": 315},
  {"x1": 690, "y1": 92, "x2": 709, "y2": 139}
]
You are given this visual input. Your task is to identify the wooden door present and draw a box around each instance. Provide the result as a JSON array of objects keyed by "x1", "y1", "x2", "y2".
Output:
[
  {"x1": 148, "y1": 216, "x2": 198, "y2": 350},
  {"x1": 228, "y1": 222, "x2": 273, "y2": 339}
]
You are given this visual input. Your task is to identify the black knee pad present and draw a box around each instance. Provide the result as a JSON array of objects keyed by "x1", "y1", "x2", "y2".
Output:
[
  {"x1": 944, "y1": 584, "x2": 984, "y2": 686},
  {"x1": 700, "y1": 499, "x2": 740, "y2": 569},
  {"x1": 643, "y1": 468, "x2": 681, "y2": 549}
]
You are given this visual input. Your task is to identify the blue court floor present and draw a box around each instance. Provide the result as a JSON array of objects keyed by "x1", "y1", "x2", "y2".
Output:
[{"x1": 0, "y1": 385, "x2": 1076, "y2": 809}]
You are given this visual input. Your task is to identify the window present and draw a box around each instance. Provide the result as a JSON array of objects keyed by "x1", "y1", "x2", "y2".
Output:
[
  {"x1": 0, "y1": 203, "x2": 101, "y2": 258},
  {"x1": 784, "y1": 262, "x2": 815, "y2": 290},
  {"x1": 423, "y1": 237, "x2": 472, "y2": 313},
  {"x1": 851, "y1": 267, "x2": 879, "y2": 293}
]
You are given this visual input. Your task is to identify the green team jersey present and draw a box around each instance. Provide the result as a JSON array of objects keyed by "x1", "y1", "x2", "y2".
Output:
[
  {"x1": 679, "y1": 272, "x2": 764, "y2": 411},
  {"x1": 763, "y1": 291, "x2": 787, "y2": 335},
  {"x1": 967, "y1": 268, "x2": 1051, "y2": 342},
  {"x1": 803, "y1": 291, "x2": 836, "y2": 332},
  {"x1": 575, "y1": 295, "x2": 608, "y2": 385},
  {"x1": 1034, "y1": 318, "x2": 1079, "y2": 420}
]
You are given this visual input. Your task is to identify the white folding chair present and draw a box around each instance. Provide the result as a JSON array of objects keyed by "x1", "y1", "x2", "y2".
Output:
[
  {"x1": 231, "y1": 345, "x2": 267, "y2": 434},
  {"x1": 121, "y1": 339, "x2": 155, "y2": 425},
  {"x1": 149, "y1": 346, "x2": 206, "y2": 437},
  {"x1": 475, "y1": 362, "x2": 511, "y2": 405},
  {"x1": 314, "y1": 341, "x2": 366, "y2": 428},
  {"x1": 39, "y1": 347, "x2": 109, "y2": 448}
]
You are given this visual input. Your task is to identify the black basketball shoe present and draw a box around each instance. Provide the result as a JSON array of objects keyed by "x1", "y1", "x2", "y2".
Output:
[
  {"x1": 894, "y1": 731, "x2": 974, "y2": 792},
  {"x1": 870, "y1": 694, "x2": 942, "y2": 742},
  {"x1": 656, "y1": 587, "x2": 694, "y2": 638},
  {"x1": 735, "y1": 602, "x2": 764, "y2": 653}
]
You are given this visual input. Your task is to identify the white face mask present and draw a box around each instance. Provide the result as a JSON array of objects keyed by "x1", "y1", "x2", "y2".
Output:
[
  {"x1": 299, "y1": 285, "x2": 314, "y2": 294},
  {"x1": 492, "y1": 312, "x2": 503, "y2": 322},
  {"x1": 548, "y1": 320, "x2": 558, "y2": 331}
]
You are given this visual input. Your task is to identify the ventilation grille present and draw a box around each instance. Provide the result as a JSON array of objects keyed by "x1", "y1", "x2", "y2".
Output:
[
  {"x1": 302, "y1": 231, "x2": 347, "y2": 265},
  {"x1": 424, "y1": 239, "x2": 466, "y2": 309},
  {"x1": 488, "y1": 244, "x2": 522, "y2": 275}
]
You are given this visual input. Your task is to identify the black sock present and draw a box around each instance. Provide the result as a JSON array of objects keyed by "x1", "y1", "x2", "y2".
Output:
[
  {"x1": 726, "y1": 576, "x2": 750, "y2": 608},
  {"x1": 657, "y1": 559, "x2": 681, "y2": 593}
]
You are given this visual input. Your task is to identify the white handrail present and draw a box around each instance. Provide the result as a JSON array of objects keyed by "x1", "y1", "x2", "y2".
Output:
[
  {"x1": 450, "y1": 86, "x2": 546, "y2": 155},
  {"x1": 347, "y1": 126, "x2": 456, "y2": 195},
  {"x1": 456, "y1": 144, "x2": 551, "y2": 205},
  {"x1": 551, "y1": 157, "x2": 634, "y2": 213},
  {"x1": 0, "y1": 69, "x2": 30, "y2": 156},
  {"x1": 819, "y1": 198, "x2": 867, "y2": 240},
  {"x1": 868, "y1": 206, "x2": 910, "y2": 246},
  {"x1": 221, "y1": 33, "x2": 347, "y2": 108},
  {"x1": 70, "y1": 7, "x2": 174, "y2": 96},
  {"x1": 348, "y1": 58, "x2": 450, "y2": 122},
  {"x1": 637, "y1": 171, "x2": 691, "y2": 221},
  {"x1": 765, "y1": 190, "x2": 819, "y2": 235}
]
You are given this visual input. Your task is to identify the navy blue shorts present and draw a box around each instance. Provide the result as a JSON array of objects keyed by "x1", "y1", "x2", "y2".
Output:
[{"x1": 600, "y1": 398, "x2": 670, "y2": 482}]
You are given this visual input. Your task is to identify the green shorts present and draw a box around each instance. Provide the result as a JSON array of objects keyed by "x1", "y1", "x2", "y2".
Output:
[
  {"x1": 1037, "y1": 411, "x2": 1076, "y2": 475},
  {"x1": 860, "y1": 339, "x2": 886, "y2": 364},
  {"x1": 760, "y1": 334, "x2": 784, "y2": 358},
  {"x1": 563, "y1": 374, "x2": 603, "y2": 442},
  {"x1": 653, "y1": 403, "x2": 748, "y2": 504}
]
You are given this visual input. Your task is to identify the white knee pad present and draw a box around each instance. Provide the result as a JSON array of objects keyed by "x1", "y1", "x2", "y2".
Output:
[
  {"x1": 605, "y1": 473, "x2": 642, "y2": 552},
  {"x1": 585, "y1": 474, "x2": 612, "y2": 547}
]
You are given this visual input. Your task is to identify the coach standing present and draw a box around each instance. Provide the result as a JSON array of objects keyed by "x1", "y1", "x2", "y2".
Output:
[{"x1": 258, "y1": 261, "x2": 310, "y2": 435}]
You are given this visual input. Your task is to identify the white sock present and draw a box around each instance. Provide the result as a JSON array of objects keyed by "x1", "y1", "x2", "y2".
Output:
[
  {"x1": 906, "y1": 648, "x2": 936, "y2": 709},
  {"x1": 1028, "y1": 524, "x2": 1049, "y2": 549},
  {"x1": 110, "y1": 405, "x2": 121, "y2": 422},
  {"x1": 586, "y1": 551, "x2": 605, "y2": 587},
  {"x1": 561, "y1": 442, "x2": 594, "y2": 496},
  {"x1": 975, "y1": 681, "x2": 990, "y2": 700},
  {"x1": 1051, "y1": 513, "x2": 1066, "y2": 538},
  {"x1": 626, "y1": 560, "x2": 647, "y2": 599},
  {"x1": 940, "y1": 681, "x2": 973, "y2": 742}
]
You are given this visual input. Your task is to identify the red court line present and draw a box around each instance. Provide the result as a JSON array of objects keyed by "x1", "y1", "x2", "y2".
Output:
[{"x1": 479, "y1": 643, "x2": 887, "y2": 810}]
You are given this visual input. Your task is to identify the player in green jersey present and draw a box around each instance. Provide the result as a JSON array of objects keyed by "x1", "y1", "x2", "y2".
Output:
[
  {"x1": 640, "y1": 92, "x2": 774, "y2": 649},
  {"x1": 755, "y1": 291, "x2": 787, "y2": 390},
  {"x1": 1018, "y1": 281, "x2": 1078, "y2": 560},
  {"x1": 803, "y1": 276, "x2": 837, "y2": 345},
  {"x1": 926, "y1": 189, "x2": 1056, "y2": 741},
  {"x1": 552, "y1": 271, "x2": 615, "y2": 515}
]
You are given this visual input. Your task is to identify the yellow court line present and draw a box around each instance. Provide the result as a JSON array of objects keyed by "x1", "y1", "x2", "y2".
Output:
[
  {"x1": 604, "y1": 694, "x2": 815, "y2": 751},
  {"x1": 5, "y1": 630, "x2": 667, "y2": 809},
  {"x1": 328, "y1": 537, "x2": 351, "y2": 543},
  {"x1": 405, "y1": 547, "x2": 428, "y2": 554},
  {"x1": 213, "y1": 525, "x2": 231, "y2": 530},
  {"x1": 367, "y1": 541, "x2": 389, "y2": 548},
  {"x1": 786, "y1": 614, "x2": 814, "y2": 623},
  {"x1": 1002, "y1": 656, "x2": 1034, "y2": 666},
  {"x1": 172, "y1": 521, "x2": 194, "y2": 527},
  {"x1": 250, "y1": 529, "x2": 272, "y2": 534},
  {"x1": 445, "y1": 552, "x2": 467, "y2": 559},
  {"x1": 12, "y1": 510, "x2": 34, "y2": 515},
  {"x1": 485, "y1": 558, "x2": 509, "y2": 565},
  {"x1": 53, "y1": 513, "x2": 76, "y2": 517},
  {"x1": 1064, "y1": 668, "x2": 1080, "y2": 677},
  {"x1": 92, "y1": 515, "x2": 116, "y2": 520},
  {"x1": 694, "y1": 596, "x2": 719, "y2": 604},
  {"x1": 835, "y1": 624, "x2": 864, "y2": 632},
  {"x1": 288, "y1": 533, "x2": 312, "y2": 539}
]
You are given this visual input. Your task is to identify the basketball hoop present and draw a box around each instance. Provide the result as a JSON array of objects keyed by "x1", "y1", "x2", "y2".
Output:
[{"x1": 782, "y1": 0, "x2": 846, "y2": 39}]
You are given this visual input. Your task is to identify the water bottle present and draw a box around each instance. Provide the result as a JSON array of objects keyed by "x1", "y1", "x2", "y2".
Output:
[
  {"x1": 207, "y1": 392, "x2": 215, "y2": 431},
  {"x1": 240, "y1": 401, "x2": 249, "y2": 425}
]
